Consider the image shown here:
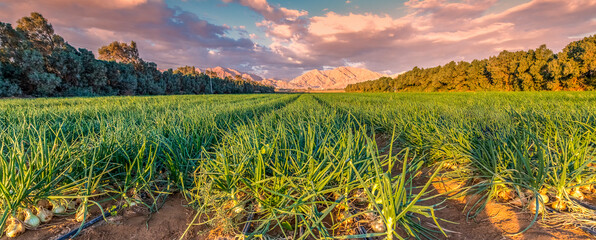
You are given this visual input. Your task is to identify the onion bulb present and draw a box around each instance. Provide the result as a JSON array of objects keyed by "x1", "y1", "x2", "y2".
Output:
[
  {"x1": 353, "y1": 189, "x2": 367, "y2": 204},
  {"x1": 5, "y1": 217, "x2": 25, "y2": 238},
  {"x1": 364, "y1": 204, "x2": 377, "y2": 220},
  {"x1": 36, "y1": 207, "x2": 53, "y2": 223},
  {"x1": 232, "y1": 204, "x2": 245, "y2": 214},
  {"x1": 23, "y1": 208, "x2": 40, "y2": 228},
  {"x1": 333, "y1": 192, "x2": 342, "y2": 201},
  {"x1": 364, "y1": 211, "x2": 376, "y2": 220},
  {"x1": 580, "y1": 184, "x2": 591, "y2": 193},
  {"x1": 443, "y1": 162, "x2": 457, "y2": 170},
  {"x1": 569, "y1": 188, "x2": 584, "y2": 200},
  {"x1": 254, "y1": 202, "x2": 263, "y2": 212},
  {"x1": 551, "y1": 198, "x2": 567, "y2": 211},
  {"x1": 75, "y1": 207, "x2": 86, "y2": 222},
  {"x1": 529, "y1": 199, "x2": 544, "y2": 215},
  {"x1": 67, "y1": 200, "x2": 76, "y2": 210},
  {"x1": 371, "y1": 219, "x2": 386, "y2": 233},
  {"x1": 497, "y1": 188, "x2": 514, "y2": 202},
  {"x1": 537, "y1": 192, "x2": 549, "y2": 204},
  {"x1": 128, "y1": 198, "x2": 138, "y2": 207},
  {"x1": 51, "y1": 200, "x2": 66, "y2": 214}
]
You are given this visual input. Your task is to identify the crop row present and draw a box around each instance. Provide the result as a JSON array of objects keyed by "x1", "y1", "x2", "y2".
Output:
[{"x1": 316, "y1": 92, "x2": 596, "y2": 235}]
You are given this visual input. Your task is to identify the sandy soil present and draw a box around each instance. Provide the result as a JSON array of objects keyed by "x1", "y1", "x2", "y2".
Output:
[
  {"x1": 427, "y1": 176, "x2": 593, "y2": 240},
  {"x1": 2, "y1": 135, "x2": 594, "y2": 240},
  {"x1": 0, "y1": 194, "x2": 205, "y2": 240},
  {"x1": 4, "y1": 191, "x2": 592, "y2": 240}
]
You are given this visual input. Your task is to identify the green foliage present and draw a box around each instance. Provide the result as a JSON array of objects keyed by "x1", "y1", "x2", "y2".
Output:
[
  {"x1": 346, "y1": 38, "x2": 596, "y2": 92},
  {"x1": 97, "y1": 41, "x2": 140, "y2": 64},
  {"x1": 2, "y1": 92, "x2": 595, "y2": 238},
  {"x1": 16, "y1": 12, "x2": 65, "y2": 55},
  {"x1": 0, "y1": 63, "x2": 21, "y2": 97},
  {"x1": 0, "y1": 13, "x2": 274, "y2": 98},
  {"x1": 317, "y1": 92, "x2": 596, "y2": 234}
]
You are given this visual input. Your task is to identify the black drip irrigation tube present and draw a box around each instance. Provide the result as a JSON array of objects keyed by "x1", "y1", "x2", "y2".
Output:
[
  {"x1": 581, "y1": 227, "x2": 596, "y2": 237},
  {"x1": 242, "y1": 212, "x2": 254, "y2": 235},
  {"x1": 350, "y1": 209, "x2": 372, "y2": 240},
  {"x1": 571, "y1": 198, "x2": 596, "y2": 237},
  {"x1": 571, "y1": 197, "x2": 596, "y2": 211},
  {"x1": 56, "y1": 205, "x2": 122, "y2": 240}
]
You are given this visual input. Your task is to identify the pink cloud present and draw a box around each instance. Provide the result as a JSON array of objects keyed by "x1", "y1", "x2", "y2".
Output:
[
  {"x1": 1, "y1": 0, "x2": 595, "y2": 80},
  {"x1": 0, "y1": 0, "x2": 297, "y2": 77},
  {"x1": 245, "y1": 0, "x2": 596, "y2": 77},
  {"x1": 309, "y1": 12, "x2": 405, "y2": 36},
  {"x1": 222, "y1": 0, "x2": 307, "y2": 23}
]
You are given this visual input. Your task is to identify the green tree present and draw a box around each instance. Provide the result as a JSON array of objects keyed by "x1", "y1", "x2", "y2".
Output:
[
  {"x1": 16, "y1": 12, "x2": 65, "y2": 55},
  {"x1": 98, "y1": 41, "x2": 141, "y2": 64},
  {"x1": 0, "y1": 62, "x2": 22, "y2": 97}
]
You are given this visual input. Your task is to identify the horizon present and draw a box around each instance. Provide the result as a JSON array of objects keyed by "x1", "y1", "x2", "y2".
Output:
[{"x1": 1, "y1": 0, "x2": 595, "y2": 80}]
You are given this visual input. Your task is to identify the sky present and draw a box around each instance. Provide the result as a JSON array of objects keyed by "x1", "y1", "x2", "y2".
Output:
[{"x1": 1, "y1": 0, "x2": 595, "y2": 80}]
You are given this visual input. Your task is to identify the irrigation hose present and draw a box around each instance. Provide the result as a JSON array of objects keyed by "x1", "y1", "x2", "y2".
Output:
[
  {"x1": 349, "y1": 209, "x2": 372, "y2": 240},
  {"x1": 571, "y1": 197, "x2": 596, "y2": 210},
  {"x1": 581, "y1": 227, "x2": 596, "y2": 237},
  {"x1": 242, "y1": 212, "x2": 255, "y2": 235},
  {"x1": 55, "y1": 205, "x2": 122, "y2": 240}
]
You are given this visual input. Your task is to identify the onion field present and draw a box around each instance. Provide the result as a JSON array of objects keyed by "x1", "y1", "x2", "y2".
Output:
[{"x1": 1, "y1": 92, "x2": 596, "y2": 239}]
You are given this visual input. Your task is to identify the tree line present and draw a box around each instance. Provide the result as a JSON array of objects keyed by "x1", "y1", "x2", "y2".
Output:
[
  {"x1": 0, "y1": 12, "x2": 274, "y2": 97},
  {"x1": 346, "y1": 35, "x2": 596, "y2": 92}
]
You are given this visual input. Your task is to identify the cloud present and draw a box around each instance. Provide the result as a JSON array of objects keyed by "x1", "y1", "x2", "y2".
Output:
[
  {"x1": 0, "y1": 0, "x2": 295, "y2": 76},
  {"x1": 48, "y1": 0, "x2": 150, "y2": 9},
  {"x1": 309, "y1": 12, "x2": 406, "y2": 36},
  {"x1": 222, "y1": 0, "x2": 307, "y2": 23},
  {"x1": 244, "y1": 0, "x2": 596, "y2": 78},
  {"x1": 1, "y1": 0, "x2": 595, "y2": 80}
]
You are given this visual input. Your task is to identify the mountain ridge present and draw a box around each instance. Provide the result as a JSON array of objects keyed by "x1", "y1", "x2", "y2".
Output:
[
  {"x1": 263, "y1": 66, "x2": 385, "y2": 89},
  {"x1": 194, "y1": 66, "x2": 263, "y2": 82},
  {"x1": 189, "y1": 66, "x2": 386, "y2": 90}
]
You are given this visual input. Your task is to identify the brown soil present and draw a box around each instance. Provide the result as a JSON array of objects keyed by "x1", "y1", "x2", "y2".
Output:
[
  {"x1": 2, "y1": 194, "x2": 204, "y2": 240},
  {"x1": 375, "y1": 133, "x2": 594, "y2": 240},
  {"x1": 427, "y1": 175, "x2": 593, "y2": 240},
  {"x1": 3, "y1": 135, "x2": 595, "y2": 240}
]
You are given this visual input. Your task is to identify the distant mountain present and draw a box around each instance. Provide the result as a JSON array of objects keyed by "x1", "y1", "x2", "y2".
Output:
[
  {"x1": 261, "y1": 67, "x2": 385, "y2": 90},
  {"x1": 195, "y1": 66, "x2": 263, "y2": 81}
]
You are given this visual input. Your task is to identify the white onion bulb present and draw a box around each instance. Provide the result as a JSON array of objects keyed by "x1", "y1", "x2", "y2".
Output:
[
  {"x1": 23, "y1": 209, "x2": 40, "y2": 228},
  {"x1": 51, "y1": 200, "x2": 66, "y2": 214},
  {"x1": 52, "y1": 205, "x2": 65, "y2": 214},
  {"x1": 371, "y1": 219, "x2": 386, "y2": 233},
  {"x1": 68, "y1": 201, "x2": 76, "y2": 210},
  {"x1": 36, "y1": 207, "x2": 53, "y2": 223}
]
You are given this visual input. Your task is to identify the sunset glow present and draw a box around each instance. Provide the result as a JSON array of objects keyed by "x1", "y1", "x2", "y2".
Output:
[{"x1": 1, "y1": 0, "x2": 594, "y2": 79}]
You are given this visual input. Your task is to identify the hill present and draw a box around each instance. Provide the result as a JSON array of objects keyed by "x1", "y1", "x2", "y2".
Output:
[{"x1": 262, "y1": 67, "x2": 384, "y2": 90}]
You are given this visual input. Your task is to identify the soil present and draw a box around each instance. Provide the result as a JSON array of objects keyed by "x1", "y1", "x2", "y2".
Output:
[
  {"x1": 426, "y1": 176, "x2": 593, "y2": 240},
  {"x1": 3, "y1": 135, "x2": 595, "y2": 240},
  {"x1": 1, "y1": 194, "x2": 205, "y2": 240}
]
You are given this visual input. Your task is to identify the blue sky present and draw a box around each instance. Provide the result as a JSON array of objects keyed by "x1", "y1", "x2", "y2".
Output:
[
  {"x1": 1, "y1": 0, "x2": 593, "y2": 79},
  {"x1": 163, "y1": 0, "x2": 531, "y2": 44},
  {"x1": 164, "y1": 0, "x2": 412, "y2": 46}
]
